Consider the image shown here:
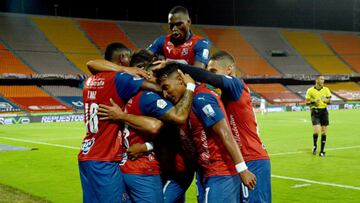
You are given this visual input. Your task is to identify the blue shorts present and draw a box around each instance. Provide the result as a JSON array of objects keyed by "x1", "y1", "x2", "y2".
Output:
[
  {"x1": 79, "y1": 161, "x2": 126, "y2": 203},
  {"x1": 203, "y1": 174, "x2": 241, "y2": 203},
  {"x1": 162, "y1": 170, "x2": 194, "y2": 203},
  {"x1": 123, "y1": 173, "x2": 163, "y2": 203},
  {"x1": 240, "y1": 159, "x2": 271, "y2": 203}
]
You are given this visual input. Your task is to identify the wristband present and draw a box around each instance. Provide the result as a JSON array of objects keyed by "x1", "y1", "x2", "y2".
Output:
[
  {"x1": 235, "y1": 162, "x2": 248, "y2": 173},
  {"x1": 145, "y1": 142, "x2": 154, "y2": 151},
  {"x1": 186, "y1": 83, "x2": 196, "y2": 92}
]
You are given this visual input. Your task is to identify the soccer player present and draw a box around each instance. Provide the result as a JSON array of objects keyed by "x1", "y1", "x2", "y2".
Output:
[
  {"x1": 158, "y1": 51, "x2": 272, "y2": 203},
  {"x1": 94, "y1": 49, "x2": 196, "y2": 203},
  {"x1": 79, "y1": 70, "x2": 163, "y2": 203},
  {"x1": 305, "y1": 75, "x2": 331, "y2": 157},
  {"x1": 155, "y1": 63, "x2": 257, "y2": 202},
  {"x1": 148, "y1": 6, "x2": 210, "y2": 68},
  {"x1": 104, "y1": 42, "x2": 132, "y2": 66}
]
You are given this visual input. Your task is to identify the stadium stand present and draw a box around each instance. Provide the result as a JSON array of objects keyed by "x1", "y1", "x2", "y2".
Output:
[
  {"x1": 286, "y1": 85, "x2": 343, "y2": 101},
  {"x1": 0, "y1": 14, "x2": 81, "y2": 74},
  {"x1": 0, "y1": 43, "x2": 34, "y2": 74},
  {"x1": 0, "y1": 86, "x2": 72, "y2": 112},
  {"x1": 248, "y1": 84, "x2": 303, "y2": 104},
  {"x1": 79, "y1": 20, "x2": 137, "y2": 52},
  {"x1": 202, "y1": 27, "x2": 279, "y2": 76},
  {"x1": 0, "y1": 96, "x2": 22, "y2": 113},
  {"x1": 119, "y1": 22, "x2": 165, "y2": 49},
  {"x1": 282, "y1": 31, "x2": 354, "y2": 74},
  {"x1": 32, "y1": 17, "x2": 103, "y2": 74},
  {"x1": 42, "y1": 86, "x2": 83, "y2": 111},
  {"x1": 239, "y1": 28, "x2": 319, "y2": 75},
  {"x1": 322, "y1": 32, "x2": 360, "y2": 73},
  {"x1": 325, "y1": 82, "x2": 360, "y2": 101}
]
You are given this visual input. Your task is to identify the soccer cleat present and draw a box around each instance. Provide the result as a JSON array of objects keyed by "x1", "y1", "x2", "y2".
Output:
[
  {"x1": 312, "y1": 146, "x2": 317, "y2": 155},
  {"x1": 319, "y1": 152, "x2": 326, "y2": 157}
]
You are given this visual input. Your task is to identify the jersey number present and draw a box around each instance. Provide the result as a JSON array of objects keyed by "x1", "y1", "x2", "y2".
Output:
[{"x1": 85, "y1": 103, "x2": 99, "y2": 133}]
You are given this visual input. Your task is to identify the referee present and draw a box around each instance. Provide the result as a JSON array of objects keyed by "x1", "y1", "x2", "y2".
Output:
[{"x1": 305, "y1": 75, "x2": 332, "y2": 157}]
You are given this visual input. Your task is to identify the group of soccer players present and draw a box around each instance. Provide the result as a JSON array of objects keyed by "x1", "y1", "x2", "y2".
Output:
[{"x1": 78, "y1": 5, "x2": 271, "y2": 203}]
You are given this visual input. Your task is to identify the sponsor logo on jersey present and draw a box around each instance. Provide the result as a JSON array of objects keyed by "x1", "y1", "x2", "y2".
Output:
[
  {"x1": 81, "y1": 138, "x2": 95, "y2": 155},
  {"x1": 86, "y1": 77, "x2": 105, "y2": 87},
  {"x1": 202, "y1": 104, "x2": 215, "y2": 117}
]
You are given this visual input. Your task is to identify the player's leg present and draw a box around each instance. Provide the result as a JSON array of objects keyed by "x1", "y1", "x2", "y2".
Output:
[
  {"x1": 123, "y1": 173, "x2": 163, "y2": 203},
  {"x1": 242, "y1": 159, "x2": 271, "y2": 203},
  {"x1": 196, "y1": 172, "x2": 205, "y2": 203},
  {"x1": 319, "y1": 109, "x2": 329, "y2": 157},
  {"x1": 163, "y1": 180, "x2": 185, "y2": 203},
  {"x1": 79, "y1": 161, "x2": 98, "y2": 203},
  {"x1": 311, "y1": 109, "x2": 321, "y2": 155},
  {"x1": 79, "y1": 161, "x2": 125, "y2": 203},
  {"x1": 163, "y1": 171, "x2": 194, "y2": 203},
  {"x1": 204, "y1": 175, "x2": 241, "y2": 203}
]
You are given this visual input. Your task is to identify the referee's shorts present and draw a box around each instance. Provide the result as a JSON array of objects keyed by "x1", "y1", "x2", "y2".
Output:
[{"x1": 311, "y1": 108, "x2": 329, "y2": 126}]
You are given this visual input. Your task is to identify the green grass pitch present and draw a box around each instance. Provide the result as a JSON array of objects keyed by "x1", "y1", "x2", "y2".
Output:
[{"x1": 0, "y1": 109, "x2": 359, "y2": 202}]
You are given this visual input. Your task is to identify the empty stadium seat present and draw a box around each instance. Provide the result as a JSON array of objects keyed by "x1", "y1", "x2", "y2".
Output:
[
  {"x1": 0, "y1": 43, "x2": 34, "y2": 74},
  {"x1": 0, "y1": 86, "x2": 72, "y2": 112},
  {"x1": 283, "y1": 31, "x2": 353, "y2": 74},
  {"x1": 248, "y1": 84, "x2": 303, "y2": 104},
  {"x1": 32, "y1": 17, "x2": 103, "y2": 74},
  {"x1": 79, "y1": 20, "x2": 137, "y2": 51}
]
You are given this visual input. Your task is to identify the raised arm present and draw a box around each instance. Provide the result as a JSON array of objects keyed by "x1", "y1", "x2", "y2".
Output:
[{"x1": 87, "y1": 59, "x2": 149, "y2": 79}]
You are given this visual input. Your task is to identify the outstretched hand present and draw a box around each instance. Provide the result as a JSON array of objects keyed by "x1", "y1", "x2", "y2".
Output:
[
  {"x1": 97, "y1": 98, "x2": 124, "y2": 121},
  {"x1": 151, "y1": 60, "x2": 168, "y2": 71},
  {"x1": 124, "y1": 66, "x2": 150, "y2": 79}
]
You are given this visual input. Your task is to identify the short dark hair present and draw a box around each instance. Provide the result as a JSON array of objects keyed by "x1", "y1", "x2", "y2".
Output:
[
  {"x1": 210, "y1": 51, "x2": 235, "y2": 63},
  {"x1": 169, "y1": 6, "x2": 189, "y2": 16},
  {"x1": 154, "y1": 62, "x2": 179, "y2": 83},
  {"x1": 130, "y1": 49, "x2": 158, "y2": 70},
  {"x1": 104, "y1": 42, "x2": 130, "y2": 61}
]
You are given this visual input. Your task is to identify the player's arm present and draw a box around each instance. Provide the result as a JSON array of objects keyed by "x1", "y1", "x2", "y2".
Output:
[
  {"x1": 193, "y1": 39, "x2": 211, "y2": 69},
  {"x1": 160, "y1": 71, "x2": 195, "y2": 124},
  {"x1": 98, "y1": 99, "x2": 164, "y2": 135},
  {"x1": 86, "y1": 59, "x2": 149, "y2": 78},
  {"x1": 193, "y1": 93, "x2": 256, "y2": 189},
  {"x1": 210, "y1": 119, "x2": 256, "y2": 189},
  {"x1": 147, "y1": 36, "x2": 165, "y2": 55}
]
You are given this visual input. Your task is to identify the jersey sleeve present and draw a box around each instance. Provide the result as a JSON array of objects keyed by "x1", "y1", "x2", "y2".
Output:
[
  {"x1": 221, "y1": 75, "x2": 245, "y2": 101},
  {"x1": 192, "y1": 92, "x2": 225, "y2": 128},
  {"x1": 193, "y1": 39, "x2": 211, "y2": 65},
  {"x1": 114, "y1": 72, "x2": 144, "y2": 101},
  {"x1": 147, "y1": 36, "x2": 165, "y2": 54},
  {"x1": 139, "y1": 91, "x2": 173, "y2": 118}
]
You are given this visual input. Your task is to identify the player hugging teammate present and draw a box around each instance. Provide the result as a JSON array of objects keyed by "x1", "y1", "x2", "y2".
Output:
[{"x1": 78, "y1": 5, "x2": 272, "y2": 203}]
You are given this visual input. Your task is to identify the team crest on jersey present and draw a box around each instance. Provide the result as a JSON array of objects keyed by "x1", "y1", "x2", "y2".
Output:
[
  {"x1": 81, "y1": 138, "x2": 95, "y2": 155},
  {"x1": 157, "y1": 99, "x2": 167, "y2": 109},
  {"x1": 181, "y1": 48, "x2": 189, "y2": 56}
]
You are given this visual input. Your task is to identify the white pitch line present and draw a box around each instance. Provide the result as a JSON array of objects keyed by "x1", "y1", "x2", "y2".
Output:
[
  {"x1": 272, "y1": 174, "x2": 360, "y2": 191},
  {"x1": 0, "y1": 136, "x2": 79, "y2": 150},
  {"x1": 270, "y1": 145, "x2": 360, "y2": 156}
]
